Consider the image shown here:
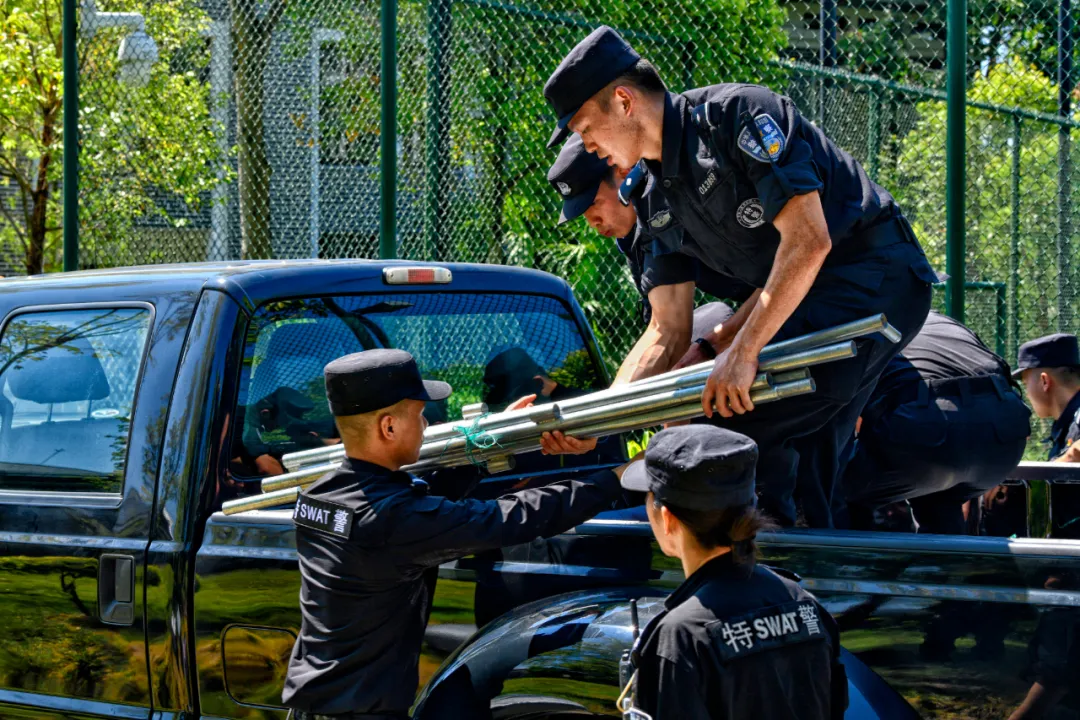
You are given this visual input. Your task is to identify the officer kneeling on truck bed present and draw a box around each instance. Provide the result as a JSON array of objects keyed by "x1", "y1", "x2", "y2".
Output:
[
  {"x1": 283, "y1": 349, "x2": 636, "y2": 720},
  {"x1": 543, "y1": 26, "x2": 942, "y2": 528},
  {"x1": 620, "y1": 424, "x2": 847, "y2": 719}
]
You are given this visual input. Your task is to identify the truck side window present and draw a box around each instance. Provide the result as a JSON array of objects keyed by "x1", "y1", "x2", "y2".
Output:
[{"x1": 0, "y1": 307, "x2": 152, "y2": 494}]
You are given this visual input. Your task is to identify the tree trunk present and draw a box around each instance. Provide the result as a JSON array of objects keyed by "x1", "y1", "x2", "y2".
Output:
[
  {"x1": 232, "y1": 0, "x2": 284, "y2": 259},
  {"x1": 27, "y1": 101, "x2": 59, "y2": 275}
]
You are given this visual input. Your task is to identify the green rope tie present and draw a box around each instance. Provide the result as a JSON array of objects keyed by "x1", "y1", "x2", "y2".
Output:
[{"x1": 453, "y1": 413, "x2": 503, "y2": 467}]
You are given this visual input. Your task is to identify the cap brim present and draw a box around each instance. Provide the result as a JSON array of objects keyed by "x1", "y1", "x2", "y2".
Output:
[
  {"x1": 417, "y1": 379, "x2": 452, "y2": 402},
  {"x1": 558, "y1": 184, "x2": 601, "y2": 225},
  {"x1": 1011, "y1": 367, "x2": 1026, "y2": 379},
  {"x1": 546, "y1": 112, "x2": 575, "y2": 149},
  {"x1": 620, "y1": 460, "x2": 651, "y2": 493}
]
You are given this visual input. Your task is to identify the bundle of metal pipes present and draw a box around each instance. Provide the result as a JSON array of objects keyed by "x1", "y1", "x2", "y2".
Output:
[{"x1": 221, "y1": 314, "x2": 900, "y2": 515}]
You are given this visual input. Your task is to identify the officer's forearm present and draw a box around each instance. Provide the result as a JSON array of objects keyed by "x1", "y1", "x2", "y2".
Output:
[
  {"x1": 730, "y1": 193, "x2": 831, "y2": 356},
  {"x1": 704, "y1": 289, "x2": 762, "y2": 349},
  {"x1": 614, "y1": 325, "x2": 686, "y2": 385},
  {"x1": 613, "y1": 282, "x2": 695, "y2": 385}
]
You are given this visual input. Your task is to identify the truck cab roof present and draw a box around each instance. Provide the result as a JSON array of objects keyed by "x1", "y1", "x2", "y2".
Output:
[{"x1": 0, "y1": 260, "x2": 578, "y2": 314}]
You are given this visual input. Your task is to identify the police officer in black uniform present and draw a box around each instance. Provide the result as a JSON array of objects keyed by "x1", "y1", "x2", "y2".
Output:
[
  {"x1": 283, "y1": 349, "x2": 635, "y2": 719},
  {"x1": 1015, "y1": 333, "x2": 1080, "y2": 463},
  {"x1": 619, "y1": 424, "x2": 847, "y2": 719},
  {"x1": 543, "y1": 26, "x2": 939, "y2": 526},
  {"x1": 840, "y1": 311, "x2": 1031, "y2": 534},
  {"x1": 1014, "y1": 334, "x2": 1080, "y2": 539},
  {"x1": 548, "y1": 134, "x2": 755, "y2": 384}
]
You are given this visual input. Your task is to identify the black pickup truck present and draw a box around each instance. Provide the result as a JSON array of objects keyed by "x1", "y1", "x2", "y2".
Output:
[{"x1": 1, "y1": 260, "x2": 1078, "y2": 720}]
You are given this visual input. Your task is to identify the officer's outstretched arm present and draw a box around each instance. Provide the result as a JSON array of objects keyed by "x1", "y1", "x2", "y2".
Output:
[
  {"x1": 613, "y1": 281, "x2": 695, "y2": 385},
  {"x1": 395, "y1": 462, "x2": 633, "y2": 568}
]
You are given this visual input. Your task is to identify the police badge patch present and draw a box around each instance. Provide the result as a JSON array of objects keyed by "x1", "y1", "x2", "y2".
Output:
[
  {"x1": 737, "y1": 114, "x2": 786, "y2": 163},
  {"x1": 557, "y1": 181, "x2": 572, "y2": 196},
  {"x1": 649, "y1": 209, "x2": 671, "y2": 229},
  {"x1": 706, "y1": 600, "x2": 823, "y2": 661},
  {"x1": 736, "y1": 198, "x2": 765, "y2": 228}
]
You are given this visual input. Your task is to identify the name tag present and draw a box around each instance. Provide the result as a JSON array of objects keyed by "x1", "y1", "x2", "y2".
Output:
[
  {"x1": 294, "y1": 493, "x2": 354, "y2": 539},
  {"x1": 707, "y1": 600, "x2": 824, "y2": 661}
]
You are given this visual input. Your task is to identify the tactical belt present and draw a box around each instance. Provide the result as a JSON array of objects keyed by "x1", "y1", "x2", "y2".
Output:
[
  {"x1": 862, "y1": 374, "x2": 1016, "y2": 429},
  {"x1": 825, "y1": 214, "x2": 914, "y2": 267}
]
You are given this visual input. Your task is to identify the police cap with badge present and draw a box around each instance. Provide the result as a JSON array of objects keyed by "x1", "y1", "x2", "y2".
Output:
[
  {"x1": 543, "y1": 25, "x2": 641, "y2": 149},
  {"x1": 620, "y1": 424, "x2": 758, "y2": 509},
  {"x1": 293, "y1": 349, "x2": 452, "y2": 540},
  {"x1": 1014, "y1": 333, "x2": 1080, "y2": 377},
  {"x1": 548, "y1": 134, "x2": 611, "y2": 225},
  {"x1": 324, "y1": 348, "x2": 451, "y2": 416}
]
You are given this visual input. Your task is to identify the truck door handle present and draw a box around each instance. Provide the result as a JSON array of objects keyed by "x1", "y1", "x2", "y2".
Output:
[{"x1": 99, "y1": 553, "x2": 135, "y2": 626}]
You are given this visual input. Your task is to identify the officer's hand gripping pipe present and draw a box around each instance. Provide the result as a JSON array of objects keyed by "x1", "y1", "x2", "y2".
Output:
[{"x1": 222, "y1": 314, "x2": 901, "y2": 515}]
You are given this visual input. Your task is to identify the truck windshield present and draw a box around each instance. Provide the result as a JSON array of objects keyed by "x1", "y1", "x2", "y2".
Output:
[{"x1": 228, "y1": 292, "x2": 611, "y2": 482}]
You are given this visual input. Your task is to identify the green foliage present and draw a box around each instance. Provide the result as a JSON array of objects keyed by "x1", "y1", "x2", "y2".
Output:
[
  {"x1": 887, "y1": 58, "x2": 1079, "y2": 339},
  {"x1": 0, "y1": 0, "x2": 231, "y2": 273}
]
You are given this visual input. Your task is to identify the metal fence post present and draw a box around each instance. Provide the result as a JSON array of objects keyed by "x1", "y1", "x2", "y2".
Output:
[
  {"x1": 818, "y1": 0, "x2": 837, "y2": 131},
  {"x1": 1010, "y1": 115, "x2": 1021, "y2": 358},
  {"x1": 63, "y1": 0, "x2": 79, "y2": 272},
  {"x1": 424, "y1": 0, "x2": 451, "y2": 261},
  {"x1": 380, "y1": 0, "x2": 399, "y2": 260},
  {"x1": 945, "y1": 0, "x2": 966, "y2": 322},
  {"x1": 867, "y1": 87, "x2": 881, "y2": 181},
  {"x1": 1057, "y1": 0, "x2": 1073, "y2": 331}
]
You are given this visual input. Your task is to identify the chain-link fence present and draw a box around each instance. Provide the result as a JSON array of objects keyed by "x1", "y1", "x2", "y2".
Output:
[{"x1": 1, "y1": 0, "x2": 1076, "y2": 375}]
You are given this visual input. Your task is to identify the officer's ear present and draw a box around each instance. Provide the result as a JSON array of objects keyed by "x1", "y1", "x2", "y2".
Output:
[
  {"x1": 659, "y1": 505, "x2": 679, "y2": 539},
  {"x1": 378, "y1": 411, "x2": 396, "y2": 441},
  {"x1": 612, "y1": 85, "x2": 635, "y2": 118},
  {"x1": 1040, "y1": 371, "x2": 1053, "y2": 394}
]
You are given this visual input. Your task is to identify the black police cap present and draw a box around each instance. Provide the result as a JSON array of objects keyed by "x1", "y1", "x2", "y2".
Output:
[
  {"x1": 1014, "y1": 333, "x2": 1080, "y2": 378},
  {"x1": 621, "y1": 425, "x2": 757, "y2": 510},
  {"x1": 548, "y1": 135, "x2": 610, "y2": 225},
  {"x1": 324, "y1": 349, "x2": 452, "y2": 417},
  {"x1": 543, "y1": 26, "x2": 641, "y2": 149}
]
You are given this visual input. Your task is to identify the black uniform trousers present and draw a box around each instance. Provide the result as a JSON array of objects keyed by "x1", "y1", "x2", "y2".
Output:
[
  {"x1": 841, "y1": 375, "x2": 1030, "y2": 535},
  {"x1": 704, "y1": 216, "x2": 933, "y2": 526}
]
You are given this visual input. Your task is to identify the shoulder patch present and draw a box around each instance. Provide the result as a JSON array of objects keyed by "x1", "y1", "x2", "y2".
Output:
[
  {"x1": 294, "y1": 493, "x2": 354, "y2": 539},
  {"x1": 737, "y1": 113, "x2": 785, "y2": 163},
  {"x1": 706, "y1": 600, "x2": 824, "y2": 662}
]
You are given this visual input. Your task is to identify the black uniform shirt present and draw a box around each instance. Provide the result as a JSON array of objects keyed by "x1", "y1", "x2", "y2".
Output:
[
  {"x1": 625, "y1": 169, "x2": 758, "y2": 310},
  {"x1": 1049, "y1": 390, "x2": 1080, "y2": 460},
  {"x1": 283, "y1": 457, "x2": 621, "y2": 714},
  {"x1": 633, "y1": 556, "x2": 845, "y2": 720},
  {"x1": 644, "y1": 84, "x2": 897, "y2": 288},
  {"x1": 872, "y1": 311, "x2": 1012, "y2": 401}
]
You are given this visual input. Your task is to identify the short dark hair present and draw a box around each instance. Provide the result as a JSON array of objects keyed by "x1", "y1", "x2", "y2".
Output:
[
  {"x1": 599, "y1": 59, "x2": 667, "y2": 109},
  {"x1": 1050, "y1": 366, "x2": 1080, "y2": 385},
  {"x1": 662, "y1": 503, "x2": 775, "y2": 568}
]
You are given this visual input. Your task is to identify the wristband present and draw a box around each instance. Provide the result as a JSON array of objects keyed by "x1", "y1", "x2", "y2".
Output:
[{"x1": 693, "y1": 337, "x2": 717, "y2": 359}]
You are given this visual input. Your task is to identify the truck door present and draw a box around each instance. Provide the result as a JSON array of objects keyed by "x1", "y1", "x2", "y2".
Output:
[{"x1": 0, "y1": 303, "x2": 159, "y2": 719}]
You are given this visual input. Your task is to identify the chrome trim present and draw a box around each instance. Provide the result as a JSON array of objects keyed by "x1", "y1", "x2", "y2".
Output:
[
  {"x1": 803, "y1": 578, "x2": 1080, "y2": 608},
  {"x1": 0, "y1": 689, "x2": 149, "y2": 719},
  {"x1": 0, "y1": 490, "x2": 123, "y2": 508},
  {"x1": 210, "y1": 510, "x2": 1080, "y2": 558},
  {"x1": 1007, "y1": 461, "x2": 1080, "y2": 483}
]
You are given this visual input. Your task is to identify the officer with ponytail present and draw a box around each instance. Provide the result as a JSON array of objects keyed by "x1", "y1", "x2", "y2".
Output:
[{"x1": 619, "y1": 424, "x2": 847, "y2": 719}]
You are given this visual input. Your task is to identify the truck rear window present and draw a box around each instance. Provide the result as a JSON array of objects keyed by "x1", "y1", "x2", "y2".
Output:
[
  {"x1": 229, "y1": 293, "x2": 608, "y2": 480},
  {"x1": 0, "y1": 306, "x2": 151, "y2": 494}
]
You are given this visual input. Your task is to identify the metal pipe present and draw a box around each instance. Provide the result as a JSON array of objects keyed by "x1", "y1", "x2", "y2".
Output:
[
  {"x1": 241, "y1": 377, "x2": 818, "y2": 510},
  {"x1": 284, "y1": 338, "x2": 856, "y2": 473},
  {"x1": 759, "y1": 315, "x2": 896, "y2": 359}
]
